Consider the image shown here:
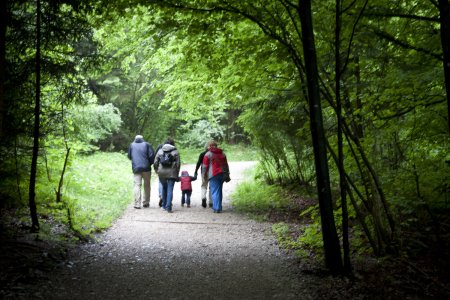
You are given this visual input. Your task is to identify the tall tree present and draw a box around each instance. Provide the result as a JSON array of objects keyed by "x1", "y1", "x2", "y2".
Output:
[
  {"x1": 298, "y1": 0, "x2": 343, "y2": 274},
  {"x1": 335, "y1": 0, "x2": 350, "y2": 274},
  {"x1": 0, "y1": 0, "x2": 6, "y2": 139},
  {"x1": 29, "y1": 0, "x2": 41, "y2": 232},
  {"x1": 438, "y1": 0, "x2": 450, "y2": 133}
]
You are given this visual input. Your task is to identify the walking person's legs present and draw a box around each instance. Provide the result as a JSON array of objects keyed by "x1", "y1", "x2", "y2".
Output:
[
  {"x1": 181, "y1": 191, "x2": 186, "y2": 206},
  {"x1": 186, "y1": 191, "x2": 192, "y2": 207},
  {"x1": 142, "y1": 171, "x2": 151, "y2": 207},
  {"x1": 209, "y1": 174, "x2": 222, "y2": 213},
  {"x1": 158, "y1": 180, "x2": 163, "y2": 207},
  {"x1": 217, "y1": 175, "x2": 224, "y2": 212},
  {"x1": 208, "y1": 185, "x2": 212, "y2": 208},
  {"x1": 201, "y1": 176, "x2": 208, "y2": 208},
  {"x1": 133, "y1": 173, "x2": 143, "y2": 208},
  {"x1": 165, "y1": 179, "x2": 175, "y2": 212},
  {"x1": 160, "y1": 178, "x2": 168, "y2": 209}
]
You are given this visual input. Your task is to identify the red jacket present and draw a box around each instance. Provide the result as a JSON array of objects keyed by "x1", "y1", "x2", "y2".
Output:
[
  {"x1": 180, "y1": 171, "x2": 196, "y2": 191},
  {"x1": 202, "y1": 147, "x2": 229, "y2": 180}
]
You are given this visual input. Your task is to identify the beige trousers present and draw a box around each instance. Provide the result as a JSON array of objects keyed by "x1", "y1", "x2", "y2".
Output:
[{"x1": 133, "y1": 171, "x2": 151, "y2": 207}]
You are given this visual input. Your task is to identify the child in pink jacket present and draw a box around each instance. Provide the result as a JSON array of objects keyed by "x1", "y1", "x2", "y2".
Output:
[{"x1": 179, "y1": 170, "x2": 197, "y2": 207}]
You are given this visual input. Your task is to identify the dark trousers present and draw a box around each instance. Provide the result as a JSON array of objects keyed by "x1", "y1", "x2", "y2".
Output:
[{"x1": 181, "y1": 190, "x2": 192, "y2": 205}]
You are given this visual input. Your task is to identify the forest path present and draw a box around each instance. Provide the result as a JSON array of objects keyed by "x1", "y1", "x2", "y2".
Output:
[{"x1": 38, "y1": 161, "x2": 311, "y2": 299}]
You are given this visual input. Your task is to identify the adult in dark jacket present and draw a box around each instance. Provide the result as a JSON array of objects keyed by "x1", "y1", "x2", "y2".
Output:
[
  {"x1": 153, "y1": 137, "x2": 180, "y2": 213},
  {"x1": 194, "y1": 141, "x2": 212, "y2": 208},
  {"x1": 128, "y1": 135, "x2": 154, "y2": 209}
]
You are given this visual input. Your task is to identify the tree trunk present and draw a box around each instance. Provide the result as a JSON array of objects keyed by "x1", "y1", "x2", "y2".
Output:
[
  {"x1": 28, "y1": 0, "x2": 41, "y2": 232},
  {"x1": 56, "y1": 102, "x2": 71, "y2": 203},
  {"x1": 438, "y1": 0, "x2": 450, "y2": 134},
  {"x1": 335, "y1": 0, "x2": 351, "y2": 274},
  {"x1": 0, "y1": 0, "x2": 6, "y2": 138},
  {"x1": 298, "y1": 0, "x2": 343, "y2": 274}
]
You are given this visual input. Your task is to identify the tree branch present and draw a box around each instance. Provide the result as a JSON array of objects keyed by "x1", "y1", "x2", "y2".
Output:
[{"x1": 371, "y1": 28, "x2": 443, "y2": 61}]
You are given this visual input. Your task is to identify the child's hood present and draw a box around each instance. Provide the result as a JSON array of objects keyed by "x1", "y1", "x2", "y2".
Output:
[{"x1": 181, "y1": 170, "x2": 189, "y2": 176}]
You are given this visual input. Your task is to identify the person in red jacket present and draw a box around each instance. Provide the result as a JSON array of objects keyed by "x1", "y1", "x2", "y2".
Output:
[
  {"x1": 179, "y1": 170, "x2": 197, "y2": 208},
  {"x1": 202, "y1": 140, "x2": 230, "y2": 213}
]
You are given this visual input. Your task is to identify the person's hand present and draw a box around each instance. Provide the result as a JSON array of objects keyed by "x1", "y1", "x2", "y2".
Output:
[{"x1": 224, "y1": 173, "x2": 231, "y2": 182}]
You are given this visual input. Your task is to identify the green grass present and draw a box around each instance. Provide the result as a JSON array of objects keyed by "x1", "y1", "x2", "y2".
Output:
[
  {"x1": 63, "y1": 152, "x2": 132, "y2": 235},
  {"x1": 231, "y1": 177, "x2": 290, "y2": 220}
]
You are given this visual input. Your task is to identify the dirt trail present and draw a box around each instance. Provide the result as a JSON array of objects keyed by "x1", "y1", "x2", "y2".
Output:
[{"x1": 38, "y1": 161, "x2": 310, "y2": 299}]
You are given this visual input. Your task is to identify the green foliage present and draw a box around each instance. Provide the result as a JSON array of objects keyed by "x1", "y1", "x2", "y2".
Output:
[
  {"x1": 69, "y1": 101, "x2": 122, "y2": 151},
  {"x1": 179, "y1": 120, "x2": 224, "y2": 148},
  {"x1": 271, "y1": 219, "x2": 324, "y2": 261},
  {"x1": 272, "y1": 223, "x2": 297, "y2": 248}
]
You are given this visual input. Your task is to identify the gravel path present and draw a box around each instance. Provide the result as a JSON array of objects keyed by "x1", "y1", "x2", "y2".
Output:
[{"x1": 39, "y1": 161, "x2": 309, "y2": 299}]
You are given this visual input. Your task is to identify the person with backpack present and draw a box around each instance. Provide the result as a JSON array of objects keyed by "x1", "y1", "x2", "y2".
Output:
[
  {"x1": 202, "y1": 140, "x2": 230, "y2": 213},
  {"x1": 178, "y1": 170, "x2": 197, "y2": 208},
  {"x1": 194, "y1": 141, "x2": 212, "y2": 208},
  {"x1": 127, "y1": 135, "x2": 155, "y2": 209},
  {"x1": 153, "y1": 137, "x2": 180, "y2": 213}
]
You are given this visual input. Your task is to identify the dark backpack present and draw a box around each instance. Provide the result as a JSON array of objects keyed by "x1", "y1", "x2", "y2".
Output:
[{"x1": 160, "y1": 150, "x2": 175, "y2": 167}]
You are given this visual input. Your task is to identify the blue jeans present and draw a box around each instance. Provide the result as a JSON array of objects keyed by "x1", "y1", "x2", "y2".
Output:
[
  {"x1": 159, "y1": 180, "x2": 163, "y2": 199},
  {"x1": 209, "y1": 173, "x2": 224, "y2": 212},
  {"x1": 160, "y1": 178, "x2": 176, "y2": 211}
]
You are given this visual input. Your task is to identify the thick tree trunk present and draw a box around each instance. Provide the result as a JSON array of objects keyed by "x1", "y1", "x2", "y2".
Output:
[
  {"x1": 298, "y1": 0, "x2": 343, "y2": 274},
  {"x1": 438, "y1": 0, "x2": 450, "y2": 133},
  {"x1": 28, "y1": 0, "x2": 41, "y2": 232}
]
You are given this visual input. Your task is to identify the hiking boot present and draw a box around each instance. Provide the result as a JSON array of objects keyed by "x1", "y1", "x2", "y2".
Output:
[
  {"x1": 187, "y1": 204, "x2": 191, "y2": 208},
  {"x1": 134, "y1": 206, "x2": 141, "y2": 209},
  {"x1": 143, "y1": 204, "x2": 149, "y2": 208},
  {"x1": 201, "y1": 199, "x2": 207, "y2": 208},
  {"x1": 158, "y1": 197, "x2": 162, "y2": 207}
]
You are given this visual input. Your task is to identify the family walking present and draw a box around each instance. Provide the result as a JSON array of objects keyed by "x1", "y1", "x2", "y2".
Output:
[{"x1": 127, "y1": 136, "x2": 230, "y2": 213}]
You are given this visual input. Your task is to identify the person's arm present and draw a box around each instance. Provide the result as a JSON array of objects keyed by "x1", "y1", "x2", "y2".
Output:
[
  {"x1": 127, "y1": 145, "x2": 132, "y2": 160},
  {"x1": 202, "y1": 153, "x2": 210, "y2": 180},
  {"x1": 222, "y1": 153, "x2": 231, "y2": 182},
  {"x1": 175, "y1": 151, "x2": 181, "y2": 176},
  {"x1": 153, "y1": 152, "x2": 160, "y2": 172},
  {"x1": 194, "y1": 152, "x2": 204, "y2": 175},
  {"x1": 147, "y1": 143, "x2": 154, "y2": 164}
]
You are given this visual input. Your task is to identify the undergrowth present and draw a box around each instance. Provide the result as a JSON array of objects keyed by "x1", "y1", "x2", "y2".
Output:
[{"x1": 231, "y1": 165, "x2": 326, "y2": 261}]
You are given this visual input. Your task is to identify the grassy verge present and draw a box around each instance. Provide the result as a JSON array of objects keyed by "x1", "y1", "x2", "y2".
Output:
[
  {"x1": 62, "y1": 152, "x2": 132, "y2": 236},
  {"x1": 230, "y1": 166, "x2": 324, "y2": 261}
]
